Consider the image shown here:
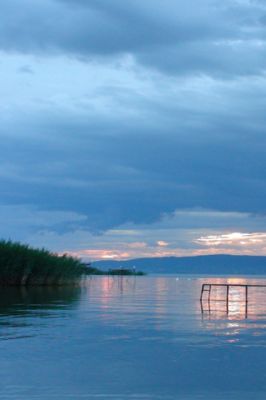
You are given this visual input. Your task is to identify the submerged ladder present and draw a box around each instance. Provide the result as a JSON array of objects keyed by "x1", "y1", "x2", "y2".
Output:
[{"x1": 200, "y1": 283, "x2": 266, "y2": 318}]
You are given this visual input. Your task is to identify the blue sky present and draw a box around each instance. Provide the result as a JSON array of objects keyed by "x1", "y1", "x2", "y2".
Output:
[{"x1": 1, "y1": 0, "x2": 266, "y2": 260}]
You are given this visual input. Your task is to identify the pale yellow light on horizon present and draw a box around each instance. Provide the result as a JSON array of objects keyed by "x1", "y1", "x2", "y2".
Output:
[{"x1": 196, "y1": 232, "x2": 266, "y2": 247}]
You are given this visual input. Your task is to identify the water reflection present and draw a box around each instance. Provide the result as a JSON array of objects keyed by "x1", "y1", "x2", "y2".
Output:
[
  {"x1": 199, "y1": 277, "x2": 266, "y2": 320},
  {"x1": 1, "y1": 276, "x2": 266, "y2": 399},
  {"x1": 0, "y1": 286, "x2": 81, "y2": 340},
  {"x1": 90, "y1": 275, "x2": 266, "y2": 322},
  {"x1": 198, "y1": 277, "x2": 266, "y2": 348},
  {"x1": 85, "y1": 276, "x2": 266, "y2": 348}
]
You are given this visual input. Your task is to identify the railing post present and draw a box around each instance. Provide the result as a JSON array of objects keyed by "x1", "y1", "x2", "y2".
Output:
[
  {"x1": 226, "y1": 285, "x2": 229, "y2": 314},
  {"x1": 208, "y1": 285, "x2": 212, "y2": 302},
  {"x1": 200, "y1": 284, "x2": 204, "y2": 302},
  {"x1": 245, "y1": 285, "x2": 248, "y2": 318}
]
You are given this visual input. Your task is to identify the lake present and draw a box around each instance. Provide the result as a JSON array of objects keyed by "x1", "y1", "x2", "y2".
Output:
[{"x1": 1, "y1": 275, "x2": 266, "y2": 399}]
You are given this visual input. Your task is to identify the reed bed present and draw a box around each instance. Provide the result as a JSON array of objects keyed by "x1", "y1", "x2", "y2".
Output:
[
  {"x1": 0, "y1": 240, "x2": 96, "y2": 286},
  {"x1": 107, "y1": 268, "x2": 145, "y2": 276}
]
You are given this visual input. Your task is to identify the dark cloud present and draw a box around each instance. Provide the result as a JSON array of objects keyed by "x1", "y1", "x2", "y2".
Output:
[
  {"x1": 17, "y1": 65, "x2": 34, "y2": 74},
  {"x1": 0, "y1": 0, "x2": 265, "y2": 77},
  {"x1": 138, "y1": 40, "x2": 266, "y2": 78},
  {"x1": 1, "y1": 98, "x2": 266, "y2": 233},
  {"x1": 0, "y1": 0, "x2": 266, "y2": 247}
]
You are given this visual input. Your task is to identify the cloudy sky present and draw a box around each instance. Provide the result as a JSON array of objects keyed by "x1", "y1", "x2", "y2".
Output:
[{"x1": 1, "y1": 0, "x2": 266, "y2": 260}]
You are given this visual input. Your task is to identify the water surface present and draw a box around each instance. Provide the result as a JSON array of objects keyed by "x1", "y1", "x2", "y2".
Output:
[{"x1": 1, "y1": 276, "x2": 266, "y2": 399}]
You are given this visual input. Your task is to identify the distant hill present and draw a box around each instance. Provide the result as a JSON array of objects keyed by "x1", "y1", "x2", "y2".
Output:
[{"x1": 92, "y1": 255, "x2": 266, "y2": 275}]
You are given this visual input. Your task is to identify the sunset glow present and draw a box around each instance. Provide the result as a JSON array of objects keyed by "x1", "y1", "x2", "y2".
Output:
[
  {"x1": 196, "y1": 232, "x2": 266, "y2": 247},
  {"x1": 58, "y1": 229, "x2": 266, "y2": 261}
]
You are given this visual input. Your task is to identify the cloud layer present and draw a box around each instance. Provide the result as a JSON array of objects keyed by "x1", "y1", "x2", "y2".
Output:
[{"x1": 1, "y1": 0, "x2": 266, "y2": 258}]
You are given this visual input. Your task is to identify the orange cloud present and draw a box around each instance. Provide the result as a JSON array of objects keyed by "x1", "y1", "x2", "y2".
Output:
[
  {"x1": 193, "y1": 232, "x2": 266, "y2": 255},
  {"x1": 64, "y1": 247, "x2": 189, "y2": 261},
  {"x1": 126, "y1": 242, "x2": 147, "y2": 249},
  {"x1": 64, "y1": 249, "x2": 131, "y2": 260},
  {"x1": 59, "y1": 231, "x2": 266, "y2": 262},
  {"x1": 157, "y1": 240, "x2": 169, "y2": 247}
]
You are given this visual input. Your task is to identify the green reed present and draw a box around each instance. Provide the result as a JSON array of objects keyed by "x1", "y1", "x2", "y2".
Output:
[{"x1": 0, "y1": 240, "x2": 98, "y2": 286}]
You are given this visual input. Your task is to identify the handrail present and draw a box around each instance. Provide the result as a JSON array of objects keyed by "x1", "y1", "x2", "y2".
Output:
[{"x1": 200, "y1": 283, "x2": 266, "y2": 318}]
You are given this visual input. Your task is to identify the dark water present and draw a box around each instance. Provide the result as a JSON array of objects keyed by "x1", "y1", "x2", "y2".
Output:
[{"x1": 1, "y1": 276, "x2": 266, "y2": 399}]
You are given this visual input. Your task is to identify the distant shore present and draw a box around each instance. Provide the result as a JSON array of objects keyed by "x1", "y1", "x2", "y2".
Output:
[{"x1": 92, "y1": 254, "x2": 266, "y2": 275}]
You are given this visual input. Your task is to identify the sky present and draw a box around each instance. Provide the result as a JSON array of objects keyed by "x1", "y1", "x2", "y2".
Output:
[{"x1": 1, "y1": 0, "x2": 266, "y2": 260}]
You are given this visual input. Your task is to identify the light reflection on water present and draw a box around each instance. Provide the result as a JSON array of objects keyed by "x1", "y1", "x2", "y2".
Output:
[
  {"x1": 1, "y1": 276, "x2": 266, "y2": 399},
  {"x1": 199, "y1": 277, "x2": 266, "y2": 347}
]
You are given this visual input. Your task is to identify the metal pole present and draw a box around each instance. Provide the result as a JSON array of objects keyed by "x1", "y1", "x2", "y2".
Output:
[
  {"x1": 245, "y1": 285, "x2": 248, "y2": 318},
  {"x1": 200, "y1": 284, "x2": 204, "y2": 302},
  {"x1": 226, "y1": 285, "x2": 229, "y2": 314},
  {"x1": 208, "y1": 285, "x2": 212, "y2": 303}
]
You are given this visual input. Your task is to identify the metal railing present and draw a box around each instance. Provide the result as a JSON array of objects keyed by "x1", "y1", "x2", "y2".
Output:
[{"x1": 200, "y1": 283, "x2": 266, "y2": 318}]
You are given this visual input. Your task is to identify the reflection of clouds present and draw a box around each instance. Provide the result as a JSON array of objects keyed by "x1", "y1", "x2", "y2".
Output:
[
  {"x1": 99, "y1": 276, "x2": 112, "y2": 308},
  {"x1": 202, "y1": 277, "x2": 266, "y2": 320},
  {"x1": 83, "y1": 276, "x2": 266, "y2": 347},
  {"x1": 85, "y1": 276, "x2": 197, "y2": 336},
  {"x1": 200, "y1": 277, "x2": 249, "y2": 319}
]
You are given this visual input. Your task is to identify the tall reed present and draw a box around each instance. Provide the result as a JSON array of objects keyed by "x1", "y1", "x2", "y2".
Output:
[{"x1": 0, "y1": 240, "x2": 94, "y2": 286}]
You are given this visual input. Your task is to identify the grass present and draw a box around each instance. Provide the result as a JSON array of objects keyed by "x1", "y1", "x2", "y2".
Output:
[{"x1": 0, "y1": 240, "x2": 94, "y2": 286}]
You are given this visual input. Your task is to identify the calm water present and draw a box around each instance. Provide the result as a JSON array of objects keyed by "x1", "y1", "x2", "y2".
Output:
[{"x1": 1, "y1": 276, "x2": 266, "y2": 399}]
